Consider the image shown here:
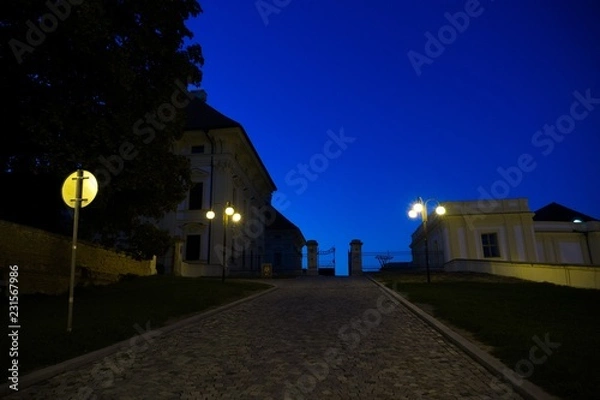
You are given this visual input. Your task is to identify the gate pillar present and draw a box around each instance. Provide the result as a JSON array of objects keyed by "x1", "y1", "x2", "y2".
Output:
[
  {"x1": 349, "y1": 239, "x2": 363, "y2": 276},
  {"x1": 306, "y1": 240, "x2": 318, "y2": 276}
]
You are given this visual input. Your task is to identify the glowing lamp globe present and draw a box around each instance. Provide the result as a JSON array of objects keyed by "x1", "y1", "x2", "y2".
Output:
[{"x1": 412, "y1": 203, "x2": 423, "y2": 213}]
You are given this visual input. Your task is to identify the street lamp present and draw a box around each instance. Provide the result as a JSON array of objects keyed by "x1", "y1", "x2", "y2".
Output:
[
  {"x1": 206, "y1": 202, "x2": 241, "y2": 283},
  {"x1": 408, "y1": 197, "x2": 446, "y2": 283}
]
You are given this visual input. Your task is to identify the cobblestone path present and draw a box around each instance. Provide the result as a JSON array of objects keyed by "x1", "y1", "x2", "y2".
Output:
[{"x1": 7, "y1": 276, "x2": 521, "y2": 399}]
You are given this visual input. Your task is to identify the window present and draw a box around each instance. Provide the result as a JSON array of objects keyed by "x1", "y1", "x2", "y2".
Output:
[
  {"x1": 481, "y1": 233, "x2": 500, "y2": 258},
  {"x1": 191, "y1": 145, "x2": 204, "y2": 154},
  {"x1": 189, "y1": 182, "x2": 203, "y2": 210},
  {"x1": 185, "y1": 235, "x2": 201, "y2": 261}
]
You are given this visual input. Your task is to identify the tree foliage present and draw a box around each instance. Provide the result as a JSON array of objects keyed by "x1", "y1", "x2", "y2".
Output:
[{"x1": 1, "y1": 0, "x2": 204, "y2": 255}]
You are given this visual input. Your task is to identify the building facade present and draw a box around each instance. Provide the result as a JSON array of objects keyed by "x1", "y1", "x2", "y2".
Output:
[
  {"x1": 158, "y1": 94, "x2": 304, "y2": 277},
  {"x1": 263, "y1": 210, "x2": 306, "y2": 275},
  {"x1": 410, "y1": 198, "x2": 599, "y2": 267},
  {"x1": 532, "y1": 202, "x2": 600, "y2": 265}
]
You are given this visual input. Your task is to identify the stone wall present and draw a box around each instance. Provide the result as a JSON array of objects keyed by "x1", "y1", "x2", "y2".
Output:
[
  {"x1": 0, "y1": 220, "x2": 156, "y2": 295},
  {"x1": 445, "y1": 258, "x2": 600, "y2": 290}
]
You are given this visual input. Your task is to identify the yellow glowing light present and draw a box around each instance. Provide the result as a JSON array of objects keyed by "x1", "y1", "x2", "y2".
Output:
[
  {"x1": 206, "y1": 210, "x2": 216, "y2": 219},
  {"x1": 225, "y1": 206, "x2": 234, "y2": 216},
  {"x1": 232, "y1": 213, "x2": 241, "y2": 222},
  {"x1": 408, "y1": 210, "x2": 418, "y2": 219},
  {"x1": 412, "y1": 203, "x2": 423, "y2": 213},
  {"x1": 435, "y1": 206, "x2": 446, "y2": 215}
]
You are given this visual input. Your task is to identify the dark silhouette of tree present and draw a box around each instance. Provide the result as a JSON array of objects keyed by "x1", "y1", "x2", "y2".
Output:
[
  {"x1": 375, "y1": 252, "x2": 393, "y2": 269},
  {"x1": 0, "y1": 0, "x2": 204, "y2": 255}
]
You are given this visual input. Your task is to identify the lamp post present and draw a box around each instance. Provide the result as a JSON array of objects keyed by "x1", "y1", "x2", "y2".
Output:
[
  {"x1": 206, "y1": 202, "x2": 241, "y2": 283},
  {"x1": 408, "y1": 197, "x2": 446, "y2": 283}
]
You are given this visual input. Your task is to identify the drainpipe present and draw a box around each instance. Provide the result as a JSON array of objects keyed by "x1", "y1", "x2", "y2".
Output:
[
  {"x1": 204, "y1": 130, "x2": 216, "y2": 264},
  {"x1": 573, "y1": 222, "x2": 594, "y2": 265},
  {"x1": 583, "y1": 231, "x2": 593, "y2": 265}
]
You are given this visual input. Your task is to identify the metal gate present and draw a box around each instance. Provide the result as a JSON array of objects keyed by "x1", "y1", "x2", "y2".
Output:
[{"x1": 317, "y1": 246, "x2": 335, "y2": 275}]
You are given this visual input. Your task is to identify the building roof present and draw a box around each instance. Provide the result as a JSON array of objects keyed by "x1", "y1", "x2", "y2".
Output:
[
  {"x1": 184, "y1": 95, "x2": 276, "y2": 191},
  {"x1": 267, "y1": 209, "x2": 306, "y2": 242},
  {"x1": 533, "y1": 202, "x2": 599, "y2": 222},
  {"x1": 185, "y1": 97, "x2": 242, "y2": 131}
]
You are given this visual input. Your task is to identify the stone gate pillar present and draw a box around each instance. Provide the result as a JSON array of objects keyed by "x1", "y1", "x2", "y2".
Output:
[
  {"x1": 349, "y1": 239, "x2": 363, "y2": 276},
  {"x1": 306, "y1": 240, "x2": 318, "y2": 276}
]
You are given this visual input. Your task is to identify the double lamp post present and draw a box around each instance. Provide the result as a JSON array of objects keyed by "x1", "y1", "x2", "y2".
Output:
[
  {"x1": 408, "y1": 197, "x2": 446, "y2": 283},
  {"x1": 206, "y1": 202, "x2": 241, "y2": 283}
]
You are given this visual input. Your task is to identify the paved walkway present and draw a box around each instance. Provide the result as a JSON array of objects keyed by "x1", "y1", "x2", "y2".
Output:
[{"x1": 7, "y1": 276, "x2": 522, "y2": 399}]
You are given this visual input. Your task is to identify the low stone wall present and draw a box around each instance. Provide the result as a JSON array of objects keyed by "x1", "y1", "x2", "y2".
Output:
[
  {"x1": 179, "y1": 262, "x2": 303, "y2": 278},
  {"x1": 0, "y1": 220, "x2": 156, "y2": 295},
  {"x1": 444, "y1": 259, "x2": 600, "y2": 290},
  {"x1": 180, "y1": 262, "x2": 222, "y2": 278}
]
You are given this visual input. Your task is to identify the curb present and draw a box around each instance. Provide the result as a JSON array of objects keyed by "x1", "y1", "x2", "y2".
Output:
[
  {"x1": 1, "y1": 284, "x2": 278, "y2": 397},
  {"x1": 367, "y1": 276, "x2": 560, "y2": 400}
]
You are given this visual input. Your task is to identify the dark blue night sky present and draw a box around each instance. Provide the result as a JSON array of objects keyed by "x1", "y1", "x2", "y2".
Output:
[{"x1": 186, "y1": 1, "x2": 600, "y2": 273}]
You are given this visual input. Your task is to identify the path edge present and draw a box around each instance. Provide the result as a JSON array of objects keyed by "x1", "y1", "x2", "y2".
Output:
[
  {"x1": 1, "y1": 285, "x2": 278, "y2": 397},
  {"x1": 367, "y1": 275, "x2": 560, "y2": 400}
]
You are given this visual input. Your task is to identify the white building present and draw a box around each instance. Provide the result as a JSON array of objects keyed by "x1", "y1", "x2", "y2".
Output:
[
  {"x1": 158, "y1": 94, "x2": 304, "y2": 277},
  {"x1": 411, "y1": 198, "x2": 599, "y2": 266},
  {"x1": 409, "y1": 198, "x2": 600, "y2": 288}
]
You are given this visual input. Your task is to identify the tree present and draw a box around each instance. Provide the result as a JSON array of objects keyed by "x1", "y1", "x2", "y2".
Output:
[
  {"x1": 375, "y1": 252, "x2": 393, "y2": 269},
  {"x1": 1, "y1": 0, "x2": 204, "y2": 255}
]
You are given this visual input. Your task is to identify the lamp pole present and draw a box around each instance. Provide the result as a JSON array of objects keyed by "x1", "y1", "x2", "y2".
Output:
[
  {"x1": 422, "y1": 207, "x2": 430, "y2": 284},
  {"x1": 206, "y1": 202, "x2": 241, "y2": 283},
  {"x1": 409, "y1": 197, "x2": 445, "y2": 284},
  {"x1": 222, "y1": 211, "x2": 227, "y2": 283}
]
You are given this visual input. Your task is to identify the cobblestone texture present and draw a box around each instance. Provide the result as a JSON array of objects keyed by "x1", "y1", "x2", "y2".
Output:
[{"x1": 7, "y1": 276, "x2": 522, "y2": 399}]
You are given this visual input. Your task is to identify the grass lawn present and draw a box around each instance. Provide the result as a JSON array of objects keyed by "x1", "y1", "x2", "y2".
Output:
[
  {"x1": 373, "y1": 271, "x2": 600, "y2": 400},
  {"x1": 2, "y1": 275, "x2": 273, "y2": 376}
]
